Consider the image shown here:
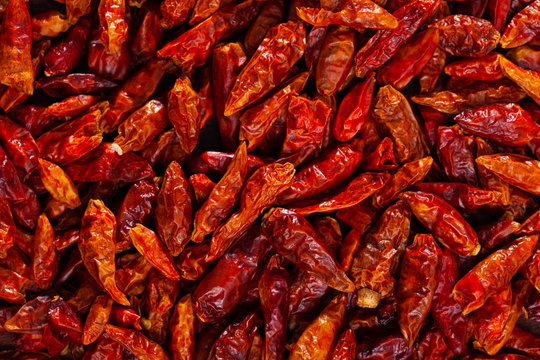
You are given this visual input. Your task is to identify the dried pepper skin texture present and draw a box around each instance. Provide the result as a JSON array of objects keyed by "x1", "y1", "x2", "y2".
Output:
[
  {"x1": 169, "y1": 294, "x2": 195, "y2": 360},
  {"x1": 258, "y1": 256, "x2": 289, "y2": 360},
  {"x1": 356, "y1": 330, "x2": 414, "y2": 360},
  {"x1": 224, "y1": 21, "x2": 306, "y2": 116},
  {"x1": 98, "y1": 0, "x2": 129, "y2": 54},
  {"x1": 32, "y1": 214, "x2": 57, "y2": 290},
  {"x1": 499, "y1": 56, "x2": 540, "y2": 105},
  {"x1": 66, "y1": 0, "x2": 92, "y2": 24},
  {"x1": 329, "y1": 329, "x2": 356, "y2": 360},
  {"x1": 155, "y1": 161, "x2": 192, "y2": 257},
  {"x1": 297, "y1": 0, "x2": 397, "y2": 29},
  {"x1": 82, "y1": 295, "x2": 113, "y2": 345},
  {"x1": 0, "y1": 0, "x2": 33, "y2": 94},
  {"x1": 414, "y1": 182, "x2": 496, "y2": 211},
  {"x1": 208, "y1": 162, "x2": 295, "y2": 261},
  {"x1": 79, "y1": 199, "x2": 130, "y2": 306},
  {"x1": 31, "y1": 11, "x2": 71, "y2": 41},
  {"x1": 105, "y1": 324, "x2": 170, "y2": 360},
  {"x1": 315, "y1": 26, "x2": 355, "y2": 97},
  {"x1": 263, "y1": 208, "x2": 354, "y2": 293},
  {"x1": 401, "y1": 191, "x2": 480, "y2": 256},
  {"x1": 476, "y1": 154, "x2": 540, "y2": 196},
  {"x1": 437, "y1": 126, "x2": 478, "y2": 186},
  {"x1": 190, "y1": 0, "x2": 226, "y2": 25},
  {"x1": 333, "y1": 72, "x2": 375, "y2": 142},
  {"x1": 101, "y1": 58, "x2": 167, "y2": 132},
  {"x1": 431, "y1": 248, "x2": 469, "y2": 354},
  {"x1": 434, "y1": 15, "x2": 501, "y2": 57},
  {"x1": 193, "y1": 227, "x2": 269, "y2": 323},
  {"x1": 453, "y1": 235, "x2": 538, "y2": 314},
  {"x1": 158, "y1": 1, "x2": 263, "y2": 75},
  {"x1": 377, "y1": 28, "x2": 440, "y2": 90},
  {"x1": 160, "y1": 0, "x2": 195, "y2": 29},
  {"x1": 212, "y1": 42, "x2": 248, "y2": 151},
  {"x1": 355, "y1": 0, "x2": 441, "y2": 77},
  {"x1": 280, "y1": 96, "x2": 330, "y2": 160},
  {"x1": 371, "y1": 85, "x2": 429, "y2": 164},
  {"x1": 372, "y1": 157, "x2": 433, "y2": 209},
  {"x1": 87, "y1": 23, "x2": 131, "y2": 82},
  {"x1": 64, "y1": 143, "x2": 155, "y2": 182},
  {"x1": 239, "y1": 72, "x2": 309, "y2": 151},
  {"x1": 244, "y1": 0, "x2": 285, "y2": 55},
  {"x1": 500, "y1": 0, "x2": 540, "y2": 48},
  {"x1": 411, "y1": 79, "x2": 527, "y2": 114},
  {"x1": 168, "y1": 77, "x2": 200, "y2": 156},
  {"x1": 444, "y1": 53, "x2": 504, "y2": 81},
  {"x1": 351, "y1": 201, "x2": 411, "y2": 308},
  {"x1": 455, "y1": 103, "x2": 540, "y2": 146},
  {"x1": 505, "y1": 327, "x2": 540, "y2": 358},
  {"x1": 209, "y1": 312, "x2": 261, "y2": 359},
  {"x1": 113, "y1": 99, "x2": 169, "y2": 155},
  {"x1": 0, "y1": 115, "x2": 39, "y2": 174},
  {"x1": 289, "y1": 294, "x2": 347, "y2": 360},
  {"x1": 0, "y1": 146, "x2": 25, "y2": 203},
  {"x1": 36, "y1": 73, "x2": 118, "y2": 98},
  {"x1": 44, "y1": 17, "x2": 91, "y2": 77},
  {"x1": 191, "y1": 142, "x2": 247, "y2": 243},
  {"x1": 289, "y1": 172, "x2": 389, "y2": 215},
  {"x1": 278, "y1": 139, "x2": 364, "y2": 205},
  {"x1": 37, "y1": 159, "x2": 81, "y2": 210},
  {"x1": 521, "y1": 247, "x2": 540, "y2": 291},
  {"x1": 397, "y1": 234, "x2": 440, "y2": 347}
]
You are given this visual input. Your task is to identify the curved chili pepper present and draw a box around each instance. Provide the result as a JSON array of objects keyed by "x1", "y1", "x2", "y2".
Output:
[
  {"x1": 500, "y1": 0, "x2": 540, "y2": 48},
  {"x1": 169, "y1": 294, "x2": 195, "y2": 360},
  {"x1": 79, "y1": 199, "x2": 130, "y2": 306},
  {"x1": 224, "y1": 21, "x2": 306, "y2": 116},
  {"x1": 208, "y1": 162, "x2": 295, "y2": 261},
  {"x1": 263, "y1": 208, "x2": 354, "y2": 292},
  {"x1": 401, "y1": 191, "x2": 480, "y2": 256},
  {"x1": 98, "y1": 0, "x2": 128, "y2": 54},
  {"x1": 82, "y1": 295, "x2": 113, "y2": 345},
  {"x1": 499, "y1": 56, "x2": 540, "y2": 105},
  {"x1": 351, "y1": 201, "x2": 411, "y2": 308},
  {"x1": 453, "y1": 235, "x2": 537, "y2": 314},
  {"x1": 414, "y1": 182, "x2": 497, "y2": 211},
  {"x1": 105, "y1": 324, "x2": 170, "y2": 360},
  {"x1": 191, "y1": 142, "x2": 247, "y2": 243},
  {"x1": 154, "y1": 161, "x2": 192, "y2": 257},
  {"x1": 397, "y1": 234, "x2": 440, "y2": 346},
  {"x1": 142, "y1": 269, "x2": 178, "y2": 343},
  {"x1": 209, "y1": 312, "x2": 261, "y2": 359},
  {"x1": 37, "y1": 159, "x2": 80, "y2": 210},
  {"x1": 168, "y1": 77, "x2": 200, "y2": 156}
]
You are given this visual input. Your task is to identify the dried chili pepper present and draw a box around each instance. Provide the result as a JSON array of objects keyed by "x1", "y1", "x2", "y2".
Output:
[
  {"x1": 500, "y1": 0, "x2": 540, "y2": 48},
  {"x1": 105, "y1": 324, "x2": 170, "y2": 360},
  {"x1": 37, "y1": 159, "x2": 81, "y2": 210},
  {"x1": 169, "y1": 294, "x2": 195, "y2": 360}
]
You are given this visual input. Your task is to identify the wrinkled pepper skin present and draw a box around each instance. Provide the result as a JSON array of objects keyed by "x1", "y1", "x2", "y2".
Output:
[
  {"x1": 263, "y1": 208, "x2": 354, "y2": 293},
  {"x1": 208, "y1": 162, "x2": 295, "y2": 261},
  {"x1": 224, "y1": 21, "x2": 306, "y2": 116},
  {"x1": 397, "y1": 234, "x2": 440, "y2": 346},
  {"x1": 169, "y1": 294, "x2": 195, "y2": 360},
  {"x1": 32, "y1": 214, "x2": 57, "y2": 290},
  {"x1": 401, "y1": 191, "x2": 480, "y2": 256},
  {"x1": 453, "y1": 235, "x2": 538, "y2": 314},
  {"x1": 193, "y1": 226, "x2": 269, "y2": 323},
  {"x1": 105, "y1": 324, "x2": 170, "y2": 360},
  {"x1": 79, "y1": 199, "x2": 130, "y2": 306},
  {"x1": 500, "y1": 0, "x2": 540, "y2": 48}
]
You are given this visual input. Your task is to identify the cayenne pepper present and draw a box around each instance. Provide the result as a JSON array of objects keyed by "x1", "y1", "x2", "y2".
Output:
[{"x1": 0, "y1": 0, "x2": 539, "y2": 358}]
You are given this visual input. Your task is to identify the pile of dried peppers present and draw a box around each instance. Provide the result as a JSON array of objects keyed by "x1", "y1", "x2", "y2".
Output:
[{"x1": 0, "y1": 0, "x2": 539, "y2": 358}]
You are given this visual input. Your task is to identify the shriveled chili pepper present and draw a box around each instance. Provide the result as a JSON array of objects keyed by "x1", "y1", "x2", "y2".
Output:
[
  {"x1": 82, "y1": 295, "x2": 113, "y2": 345},
  {"x1": 64, "y1": 143, "x2": 155, "y2": 182},
  {"x1": 168, "y1": 77, "x2": 200, "y2": 156},
  {"x1": 31, "y1": 11, "x2": 71, "y2": 41},
  {"x1": 111, "y1": 304, "x2": 142, "y2": 330},
  {"x1": 189, "y1": 0, "x2": 224, "y2": 25},
  {"x1": 112, "y1": 100, "x2": 169, "y2": 155},
  {"x1": 66, "y1": 0, "x2": 92, "y2": 24},
  {"x1": 188, "y1": 174, "x2": 215, "y2": 206},
  {"x1": 0, "y1": 115, "x2": 38, "y2": 175},
  {"x1": 437, "y1": 126, "x2": 478, "y2": 186},
  {"x1": 157, "y1": 1, "x2": 263, "y2": 75},
  {"x1": 79, "y1": 199, "x2": 130, "y2": 306},
  {"x1": 372, "y1": 85, "x2": 430, "y2": 163},
  {"x1": 355, "y1": 0, "x2": 440, "y2": 77},
  {"x1": 0, "y1": 0, "x2": 33, "y2": 94},
  {"x1": 351, "y1": 201, "x2": 411, "y2": 308},
  {"x1": 105, "y1": 324, "x2": 170, "y2": 360},
  {"x1": 31, "y1": 214, "x2": 57, "y2": 290},
  {"x1": 372, "y1": 157, "x2": 433, "y2": 209},
  {"x1": 160, "y1": 0, "x2": 195, "y2": 29},
  {"x1": 129, "y1": 224, "x2": 180, "y2": 281},
  {"x1": 169, "y1": 294, "x2": 195, "y2": 360},
  {"x1": 244, "y1": 0, "x2": 285, "y2": 55},
  {"x1": 37, "y1": 159, "x2": 81, "y2": 210},
  {"x1": 377, "y1": 28, "x2": 440, "y2": 90},
  {"x1": 328, "y1": 329, "x2": 356, "y2": 360},
  {"x1": 507, "y1": 45, "x2": 540, "y2": 72},
  {"x1": 44, "y1": 16, "x2": 90, "y2": 77},
  {"x1": 131, "y1": 2, "x2": 162, "y2": 63},
  {"x1": 505, "y1": 327, "x2": 540, "y2": 359},
  {"x1": 0, "y1": 147, "x2": 26, "y2": 204},
  {"x1": 263, "y1": 208, "x2": 354, "y2": 293},
  {"x1": 36, "y1": 73, "x2": 118, "y2": 98},
  {"x1": 289, "y1": 172, "x2": 389, "y2": 215},
  {"x1": 397, "y1": 234, "x2": 440, "y2": 346},
  {"x1": 4, "y1": 295, "x2": 52, "y2": 332},
  {"x1": 444, "y1": 52, "x2": 504, "y2": 81},
  {"x1": 499, "y1": 56, "x2": 540, "y2": 105},
  {"x1": 208, "y1": 162, "x2": 294, "y2": 261},
  {"x1": 453, "y1": 235, "x2": 537, "y2": 314},
  {"x1": 500, "y1": 0, "x2": 540, "y2": 48},
  {"x1": 416, "y1": 327, "x2": 452, "y2": 360},
  {"x1": 87, "y1": 23, "x2": 131, "y2": 82},
  {"x1": 356, "y1": 330, "x2": 415, "y2": 360},
  {"x1": 83, "y1": 333, "x2": 124, "y2": 360},
  {"x1": 98, "y1": 0, "x2": 128, "y2": 54},
  {"x1": 289, "y1": 294, "x2": 347, "y2": 360},
  {"x1": 192, "y1": 143, "x2": 247, "y2": 243},
  {"x1": 208, "y1": 312, "x2": 261, "y2": 359},
  {"x1": 193, "y1": 226, "x2": 269, "y2": 323},
  {"x1": 46, "y1": 95, "x2": 101, "y2": 118},
  {"x1": 476, "y1": 154, "x2": 540, "y2": 196},
  {"x1": 224, "y1": 21, "x2": 306, "y2": 116},
  {"x1": 155, "y1": 161, "x2": 192, "y2": 257},
  {"x1": 401, "y1": 191, "x2": 480, "y2": 256},
  {"x1": 418, "y1": 46, "x2": 446, "y2": 93},
  {"x1": 414, "y1": 182, "x2": 497, "y2": 211}
]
